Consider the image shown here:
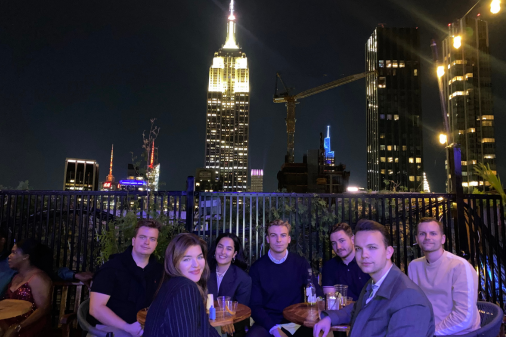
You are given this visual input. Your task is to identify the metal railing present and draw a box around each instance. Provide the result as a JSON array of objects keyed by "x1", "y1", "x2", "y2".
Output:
[{"x1": 1, "y1": 181, "x2": 504, "y2": 309}]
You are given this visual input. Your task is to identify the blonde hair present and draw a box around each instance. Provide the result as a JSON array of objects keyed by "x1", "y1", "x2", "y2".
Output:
[
  {"x1": 159, "y1": 233, "x2": 210, "y2": 305},
  {"x1": 266, "y1": 219, "x2": 292, "y2": 236}
]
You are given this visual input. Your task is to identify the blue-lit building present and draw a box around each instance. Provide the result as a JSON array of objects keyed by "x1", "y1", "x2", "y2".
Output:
[{"x1": 324, "y1": 125, "x2": 335, "y2": 165}]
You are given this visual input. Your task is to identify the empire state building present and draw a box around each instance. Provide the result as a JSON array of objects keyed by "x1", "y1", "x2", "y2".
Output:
[{"x1": 205, "y1": 0, "x2": 250, "y2": 191}]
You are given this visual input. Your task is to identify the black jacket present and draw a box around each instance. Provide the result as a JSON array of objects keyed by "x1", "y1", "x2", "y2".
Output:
[
  {"x1": 208, "y1": 264, "x2": 252, "y2": 305},
  {"x1": 89, "y1": 246, "x2": 163, "y2": 325},
  {"x1": 144, "y1": 276, "x2": 220, "y2": 337}
]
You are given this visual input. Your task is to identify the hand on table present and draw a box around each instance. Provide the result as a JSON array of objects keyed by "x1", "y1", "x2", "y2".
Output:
[
  {"x1": 313, "y1": 316, "x2": 331, "y2": 337},
  {"x1": 222, "y1": 323, "x2": 235, "y2": 335},
  {"x1": 272, "y1": 327, "x2": 289, "y2": 337},
  {"x1": 124, "y1": 321, "x2": 143, "y2": 337}
]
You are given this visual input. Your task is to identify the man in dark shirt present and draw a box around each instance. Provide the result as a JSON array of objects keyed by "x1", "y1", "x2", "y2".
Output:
[
  {"x1": 90, "y1": 220, "x2": 163, "y2": 337},
  {"x1": 321, "y1": 223, "x2": 370, "y2": 301},
  {"x1": 247, "y1": 220, "x2": 320, "y2": 337}
]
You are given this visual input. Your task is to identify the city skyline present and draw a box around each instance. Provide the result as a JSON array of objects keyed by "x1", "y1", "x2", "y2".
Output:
[{"x1": 0, "y1": 0, "x2": 505, "y2": 192}]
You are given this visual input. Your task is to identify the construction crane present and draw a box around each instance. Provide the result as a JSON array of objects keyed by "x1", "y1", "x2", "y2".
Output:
[{"x1": 274, "y1": 70, "x2": 375, "y2": 163}]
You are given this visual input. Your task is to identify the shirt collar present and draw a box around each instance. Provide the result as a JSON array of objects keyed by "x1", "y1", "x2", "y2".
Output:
[
  {"x1": 372, "y1": 264, "x2": 393, "y2": 289},
  {"x1": 268, "y1": 249, "x2": 289, "y2": 264}
]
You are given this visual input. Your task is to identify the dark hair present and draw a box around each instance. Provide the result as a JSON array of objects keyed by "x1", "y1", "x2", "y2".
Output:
[
  {"x1": 208, "y1": 232, "x2": 248, "y2": 271},
  {"x1": 16, "y1": 238, "x2": 54, "y2": 277},
  {"x1": 0, "y1": 228, "x2": 7, "y2": 240},
  {"x1": 354, "y1": 219, "x2": 391, "y2": 248},
  {"x1": 266, "y1": 219, "x2": 291, "y2": 236},
  {"x1": 417, "y1": 217, "x2": 444, "y2": 234},
  {"x1": 329, "y1": 223, "x2": 353, "y2": 238},
  {"x1": 158, "y1": 233, "x2": 210, "y2": 305},
  {"x1": 134, "y1": 219, "x2": 161, "y2": 237}
]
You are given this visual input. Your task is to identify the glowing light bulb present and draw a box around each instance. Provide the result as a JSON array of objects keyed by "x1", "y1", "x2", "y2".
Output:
[
  {"x1": 491, "y1": 0, "x2": 501, "y2": 14},
  {"x1": 453, "y1": 36, "x2": 462, "y2": 49},
  {"x1": 437, "y1": 66, "x2": 445, "y2": 78},
  {"x1": 439, "y1": 134, "x2": 447, "y2": 145}
]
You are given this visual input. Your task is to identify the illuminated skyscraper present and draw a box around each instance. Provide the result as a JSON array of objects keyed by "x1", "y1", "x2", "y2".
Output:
[
  {"x1": 101, "y1": 144, "x2": 119, "y2": 191},
  {"x1": 366, "y1": 27, "x2": 424, "y2": 191},
  {"x1": 441, "y1": 18, "x2": 496, "y2": 192},
  {"x1": 205, "y1": 0, "x2": 250, "y2": 191},
  {"x1": 250, "y1": 169, "x2": 263, "y2": 192},
  {"x1": 324, "y1": 125, "x2": 335, "y2": 165},
  {"x1": 147, "y1": 140, "x2": 160, "y2": 191},
  {"x1": 63, "y1": 158, "x2": 99, "y2": 191}
]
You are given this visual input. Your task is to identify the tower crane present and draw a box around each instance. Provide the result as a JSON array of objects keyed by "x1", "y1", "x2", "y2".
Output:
[{"x1": 274, "y1": 70, "x2": 375, "y2": 163}]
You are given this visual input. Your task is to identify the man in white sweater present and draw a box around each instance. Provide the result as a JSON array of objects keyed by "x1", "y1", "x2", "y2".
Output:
[{"x1": 408, "y1": 217, "x2": 480, "y2": 336}]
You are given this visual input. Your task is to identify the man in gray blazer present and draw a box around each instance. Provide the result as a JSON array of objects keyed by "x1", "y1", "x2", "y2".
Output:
[{"x1": 313, "y1": 220, "x2": 435, "y2": 337}]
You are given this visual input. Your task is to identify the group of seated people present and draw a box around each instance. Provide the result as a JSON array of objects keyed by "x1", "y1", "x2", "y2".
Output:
[{"x1": 0, "y1": 215, "x2": 482, "y2": 337}]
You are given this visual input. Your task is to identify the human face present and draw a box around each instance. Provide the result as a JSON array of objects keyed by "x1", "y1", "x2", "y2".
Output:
[
  {"x1": 132, "y1": 226, "x2": 159, "y2": 256},
  {"x1": 330, "y1": 231, "x2": 354, "y2": 260},
  {"x1": 266, "y1": 225, "x2": 291, "y2": 254},
  {"x1": 178, "y1": 245, "x2": 206, "y2": 282},
  {"x1": 8, "y1": 244, "x2": 27, "y2": 270},
  {"x1": 355, "y1": 231, "x2": 393, "y2": 281},
  {"x1": 416, "y1": 221, "x2": 445, "y2": 253},
  {"x1": 215, "y1": 237, "x2": 237, "y2": 267}
]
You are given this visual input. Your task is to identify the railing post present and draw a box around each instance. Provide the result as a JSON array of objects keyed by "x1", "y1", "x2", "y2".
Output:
[
  {"x1": 448, "y1": 145, "x2": 469, "y2": 258},
  {"x1": 186, "y1": 176, "x2": 195, "y2": 232}
]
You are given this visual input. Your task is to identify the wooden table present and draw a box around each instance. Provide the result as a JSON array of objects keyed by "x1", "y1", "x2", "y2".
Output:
[
  {"x1": 137, "y1": 302, "x2": 251, "y2": 328},
  {"x1": 0, "y1": 299, "x2": 32, "y2": 320},
  {"x1": 283, "y1": 303, "x2": 350, "y2": 332}
]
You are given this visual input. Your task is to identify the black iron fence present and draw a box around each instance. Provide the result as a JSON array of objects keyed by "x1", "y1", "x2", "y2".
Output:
[{"x1": 1, "y1": 183, "x2": 504, "y2": 310}]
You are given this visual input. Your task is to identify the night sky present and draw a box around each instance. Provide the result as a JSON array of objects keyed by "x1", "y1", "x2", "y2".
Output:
[{"x1": 1, "y1": 0, "x2": 505, "y2": 192}]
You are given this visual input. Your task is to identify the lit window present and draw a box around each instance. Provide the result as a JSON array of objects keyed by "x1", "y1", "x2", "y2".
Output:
[
  {"x1": 482, "y1": 121, "x2": 493, "y2": 126},
  {"x1": 409, "y1": 158, "x2": 414, "y2": 163},
  {"x1": 381, "y1": 169, "x2": 386, "y2": 174},
  {"x1": 393, "y1": 60, "x2": 398, "y2": 68},
  {"x1": 461, "y1": 161, "x2": 468, "y2": 165},
  {"x1": 416, "y1": 157, "x2": 421, "y2": 163},
  {"x1": 381, "y1": 157, "x2": 386, "y2": 162},
  {"x1": 380, "y1": 145, "x2": 385, "y2": 150},
  {"x1": 414, "y1": 69, "x2": 418, "y2": 76},
  {"x1": 394, "y1": 158, "x2": 399, "y2": 163},
  {"x1": 387, "y1": 145, "x2": 392, "y2": 151},
  {"x1": 482, "y1": 138, "x2": 495, "y2": 143},
  {"x1": 386, "y1": 60, "x2": 391, "y2": 68},
  {"x1": 379, "y1": 60, "x2": 384, "y2": 68},
  {"x1": 380, "y1": 114, "x2": 385, "y2": 119},
  {"x1": 409, "y1": 176, "x2": 415, "y2": 182},
  {"x1": 394, "y1": 114, "x2": 399, "y2": 120},
  {"x1": 416, "y1": 176, "x2": 422, "y2": 182},
  {"x1": 484, "y1": 154, "x2": 496, "y2": 159},
  {"x1": 380, "y1": 133, "x2": 385, "y2": 139},
  {"x1": 388, "y1": 157, "x2": 393, "y2": 163},
  {"x1": 388, "y1": 170, "x2": 393, "y2": 175},
  {"x1": 468, "y1": 128, "x2": 475, "y2": 133},
  {"x1": 399, "y1": 61, "x2": 405, "y2": 68},
  {"x1": 378, "y1": 77, "x2": 386, "y2": 88},
  {"x1": 387, "y1": 114, "x2": 392, "y2": 120},
  {"x1": 402, "y1": 145, "x2": 407, "y2": 151},
  {"x1": 482, "y1": 115, "x2": 494, "y2": 120}
]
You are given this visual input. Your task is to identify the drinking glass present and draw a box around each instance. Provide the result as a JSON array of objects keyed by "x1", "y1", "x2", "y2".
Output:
[
  {"x1": 325, "y1": 293, "x2": 339, "y2": 310},
  {"x1": 225, "y1": 301, "x2": 238, "y2": 316},
  {"x1": 317, "y1": 298, "x2": 326, "y2": 317},
  {"x1": 217, "y1": 296, "x2": 231, "y2": 309},
  {"x1": 334, "y1": 284, "x2": 348, "y2": 307}
]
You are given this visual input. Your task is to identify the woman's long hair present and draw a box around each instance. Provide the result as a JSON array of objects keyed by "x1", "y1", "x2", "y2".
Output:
[
  {"x1": 208, "y1": 232, "x2": 248, "y2": 272},
  {"x1": 16, "y1": 238, "x2": 55, "y2": 279},
  {"x1": 159, "y1": 233, "x2": 210, "y2": 305}
]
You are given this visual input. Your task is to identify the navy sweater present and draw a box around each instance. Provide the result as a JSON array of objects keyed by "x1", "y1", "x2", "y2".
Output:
[{"x1": 249, "y1": 252, "x2": 321, "y2": 331}]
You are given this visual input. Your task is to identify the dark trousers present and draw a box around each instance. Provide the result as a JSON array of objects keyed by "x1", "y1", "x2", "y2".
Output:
[{"x1": 245, "y1": 324, "x2": 313, "y2": 337}]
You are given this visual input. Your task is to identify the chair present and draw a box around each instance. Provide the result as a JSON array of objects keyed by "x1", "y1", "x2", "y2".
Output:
[
  {"x1": 446, "y1": 301, "x2": 504, "y2": 337},
  {"x1": 60, "y1": 299, "x2": 110, "y2": 337},
  {"x1": 52, "y1": 281, "x2": 84, "y2": 328}
]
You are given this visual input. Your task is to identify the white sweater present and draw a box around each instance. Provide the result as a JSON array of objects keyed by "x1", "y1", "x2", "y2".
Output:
[{"x1": 408, "y1": 251, "x2": 480, "y2": 336}]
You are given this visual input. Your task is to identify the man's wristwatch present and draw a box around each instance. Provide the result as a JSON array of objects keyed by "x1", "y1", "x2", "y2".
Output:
[{"x1": 14, "y1": 324, "x2": 22, "y2": 332}]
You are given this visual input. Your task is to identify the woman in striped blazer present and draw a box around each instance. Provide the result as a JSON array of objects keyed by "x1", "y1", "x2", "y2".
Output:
[{"x1": 144, "y1": 233, "x2": 220, "y2": 337}]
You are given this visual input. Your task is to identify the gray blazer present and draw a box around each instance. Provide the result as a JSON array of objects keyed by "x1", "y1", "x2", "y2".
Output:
[{"x1": 323, "y1": 264, "x2": 435, "y2": 337}]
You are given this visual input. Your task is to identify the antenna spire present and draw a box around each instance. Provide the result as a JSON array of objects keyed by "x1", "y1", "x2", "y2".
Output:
[
  {"x1": 327, "y1": 125, "x2": 330, "y2": 138},
  {"x1": 149, "y1": 140, "x2": 155, "y2": 169},
  {"x1": 106, "y1": 144, "x2": 114, "y2": 182},
  {"x1": 229, "y1": 0, "x2": 235, "y2": 20}
]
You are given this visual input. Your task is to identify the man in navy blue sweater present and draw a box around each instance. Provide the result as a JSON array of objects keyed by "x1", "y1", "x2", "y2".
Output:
[{"x1": 247, "y1": 220, "x2": 318, "y2": 337}]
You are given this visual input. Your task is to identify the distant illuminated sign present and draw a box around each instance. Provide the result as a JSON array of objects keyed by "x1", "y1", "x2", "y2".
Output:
[
  {"x1": 103, "y1": 182, "x2": 111, "y2": 188},
  {"x1": 119, "y1": 180, "x2": 147, "y2": 186}
]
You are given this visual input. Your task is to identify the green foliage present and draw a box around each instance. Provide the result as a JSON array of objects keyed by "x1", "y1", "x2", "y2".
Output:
[
  {"x1": 474, "y1": 163, "x2": 506, "y2": 203},
  {"x1": 95, "y1": 197, "x2": 186, "y2": 265}
]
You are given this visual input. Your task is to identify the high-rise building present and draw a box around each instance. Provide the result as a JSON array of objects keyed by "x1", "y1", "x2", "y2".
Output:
[
  {"x1": 250, "y1": 169, "x2": 263, "y2": 192},
  {"x1": 441, "y1": 17, "x2": 496, "y2": 192},
  {"x1": 146, "y1": 140, "x2": 160, "y2": 191},
  {"x1": 205, "y1": 0, "x2": 250, "y2": 191},
  {"x1": 324, "y1": 126, "x2": 335, "y2": 165},
  {"x1": 63, "y1": 158, "x2": 99, "y2": 191},
  {"x1": 366, "y1": 27, "x2": 424, "y2": 191}
]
